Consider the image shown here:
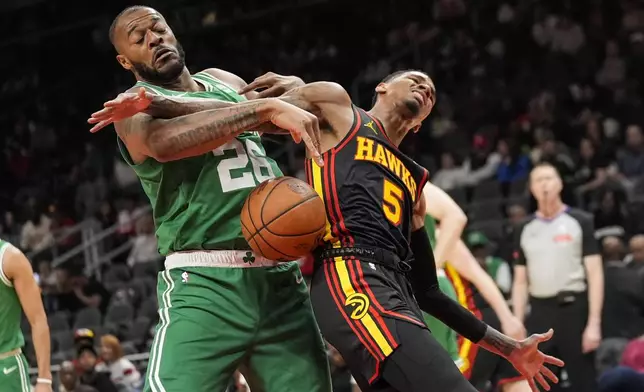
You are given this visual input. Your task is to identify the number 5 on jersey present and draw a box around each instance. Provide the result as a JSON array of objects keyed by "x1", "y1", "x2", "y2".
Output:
[{"x1": 383, "y1": 179, "x2": 404, "y2": 226}]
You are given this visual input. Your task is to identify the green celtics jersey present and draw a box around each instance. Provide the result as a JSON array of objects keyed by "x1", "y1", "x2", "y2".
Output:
[
  {"x1": 118, "y1": 71, "x2": 283, "y2": 255},
  {"x1": 0, "y1": 239, "x2": 25, "y2": 353},
  {"x1": 424, "y1": 215, "x2": 437, "y2": 249}
]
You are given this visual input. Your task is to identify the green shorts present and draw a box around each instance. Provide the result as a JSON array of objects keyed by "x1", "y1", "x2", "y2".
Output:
[
  {"x1": 423, "y1": 271, "x2": 460, "y2": 362},
  {"x1": 144, "y1": 261, "x2": 331, "y2": 392},
  {"x1": 0, "y1": 353, "x2": 31, "y2": 392}
]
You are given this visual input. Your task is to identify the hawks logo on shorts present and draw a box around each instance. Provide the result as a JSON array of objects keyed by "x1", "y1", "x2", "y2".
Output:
[{"x1": 345, "y1": 293, "x2": 370, "y2": 320}]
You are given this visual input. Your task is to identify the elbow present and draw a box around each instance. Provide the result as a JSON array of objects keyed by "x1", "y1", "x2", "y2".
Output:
[
  {"x1": 148, "y1": 145, "x2": 173, "y2": 163},
  {"x1": 451, "y1": 210, "x2": 468, "y2": 230}
]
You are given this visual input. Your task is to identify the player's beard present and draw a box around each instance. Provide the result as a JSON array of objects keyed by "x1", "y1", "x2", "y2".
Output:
[{"x1": 132, "y1": 41, "x2": 186, "y2": 85}]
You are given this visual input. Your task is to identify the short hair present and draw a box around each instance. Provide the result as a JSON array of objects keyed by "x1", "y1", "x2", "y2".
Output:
[
  {"x1": 530, "y1": 161, "x2": 560, "y2": 180},
  {"x1": 109, "y1": 5, "x2": 151, "y2": 45},
  {"x1": 371, "y1": 69, "x2": 423, "y2": 106}
]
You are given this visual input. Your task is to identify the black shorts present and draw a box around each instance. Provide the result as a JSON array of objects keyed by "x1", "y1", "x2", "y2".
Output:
[
  {"x1": 466, "y1": 308, "x2": 524, "y2": 389},
  {"x1": 311, "y1": 257, "x2": 476, "y2": 392}
]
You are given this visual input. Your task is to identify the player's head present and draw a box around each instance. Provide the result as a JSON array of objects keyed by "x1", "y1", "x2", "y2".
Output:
[
  {"x1": 110, "y1": 6, "x2": 186, "y2": 84},
  {"x1": 530, "y1": 162, "x2": 562, "y2": 203},
  {"x1": 371, "y1": 70, "x2": 436, "y2": 126}
]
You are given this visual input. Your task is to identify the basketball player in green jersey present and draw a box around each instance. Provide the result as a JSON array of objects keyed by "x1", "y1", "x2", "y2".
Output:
[
  {"x1": 94, "y1": 6, "x2": 331, "y2": 392},
  {"x1": 420, "y1": 184, "x2": 539, "y2": 391},
  {"x1": 0, "y1": 239, "x2": 53, "y2": 392}
]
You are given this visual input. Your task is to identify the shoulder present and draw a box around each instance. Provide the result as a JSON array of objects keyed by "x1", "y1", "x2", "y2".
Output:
[
  {"x1": 124, "y1": 84, "x2": 159, "y2": 96},
  {"x1": 291, "y1": 81, "x2": 352, "y2": 106},
  {"x1": 0, "y1": 243, "x2": 31, "y2": 283},
  {"x1": 202, "y1": 68, "x2": 246, "y2": 90},
  {"x1": 516, "y1": 215, "x2": 537, "y2": 233},
  {"x1": 565, "y1": 207, "x2": 594, "y2": 225}
]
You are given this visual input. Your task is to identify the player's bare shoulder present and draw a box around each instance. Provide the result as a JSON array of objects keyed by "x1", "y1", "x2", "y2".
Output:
[
  {"x1": 1, "y1": 244, "x2": 33, "y2": 281},
  {"x1": 203, "y1": 68, "x2": 245, "y2": 91}
]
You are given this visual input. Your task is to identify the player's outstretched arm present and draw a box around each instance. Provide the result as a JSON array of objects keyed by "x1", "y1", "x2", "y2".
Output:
[
  {"x1": 115, "y1": 97, "x2": 322, "y2": 164},
  {"x1": 425, "y1": 182, "x2": 525, "y2": 337},
  {"x1": 3, "y1": 246, "x2": 52, "y2": 390},
  {"x1": 410, "y1": 198, "x2": 563, "y2": 392},
  {"x1": 445, "y1": 242, "x2": 526, "y2": 339}
]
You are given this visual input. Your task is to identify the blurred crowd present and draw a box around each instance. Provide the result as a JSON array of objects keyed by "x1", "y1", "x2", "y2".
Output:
[{"x1": 2, "y1": 0, "x2": 644, "y2": 391}]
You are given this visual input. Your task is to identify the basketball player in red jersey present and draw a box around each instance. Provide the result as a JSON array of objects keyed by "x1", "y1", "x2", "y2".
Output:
[{"x1": 90, "y1": 70, "x2": 563, "y2": 392}]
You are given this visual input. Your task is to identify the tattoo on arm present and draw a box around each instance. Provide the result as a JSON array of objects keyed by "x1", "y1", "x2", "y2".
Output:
[
  {"x1": 158, "y1": 104, "x2": 262, "y2": 156},
  {"x1": 481, "y1": 327, "x2": 520, "y2": 357},
  {"x1": 147, "y1": 96, "x2": 238, "y2": 118}
]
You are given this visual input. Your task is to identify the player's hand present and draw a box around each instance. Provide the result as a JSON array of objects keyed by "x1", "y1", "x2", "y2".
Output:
[
  {"x1": 238, "y1": 72, "x2": 305, "y2": 98},
  {"x1": 270, "y1": 100, "x2": 323, "y2": 166},
  {"x1": 501, "y1": 315, "x2": 527, "y2": 340},
  {"x1": 88, "y1": 87, "x2": 153, "y2": 133},
  {"x1": 582, "y1": 323, "x2": 601, "y2": 354},
  {"x1": 34, "y1": 382, "x2": 53, "y2": 392},
  {"x1": 507, "y1": 329, "x2": 564, "y2": 392}
]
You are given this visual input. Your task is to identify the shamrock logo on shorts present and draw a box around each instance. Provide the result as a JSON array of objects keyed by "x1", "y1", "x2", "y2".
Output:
[{"x1": 243, "y1": 252, "x2": 256, "y2": 264}]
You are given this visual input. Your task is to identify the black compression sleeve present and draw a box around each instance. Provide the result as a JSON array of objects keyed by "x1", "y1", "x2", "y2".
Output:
[{"x1": 409, "y1": 228, "x2": 487, "y2": 343}]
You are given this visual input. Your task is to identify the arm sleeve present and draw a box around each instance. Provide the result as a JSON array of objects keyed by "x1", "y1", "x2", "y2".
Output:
[
  {"x1": 581, "y1": 215, "x2": 599, "y2": 256},
  {"x1": 570, "y1": 210, "x2": 600, "y2": 256},
  {"x1": 512, "y1": 221, "x2": 527, "y2": 266},
  {"x1": 409, "y1": 228, "x2": 487, "y2": 343}
]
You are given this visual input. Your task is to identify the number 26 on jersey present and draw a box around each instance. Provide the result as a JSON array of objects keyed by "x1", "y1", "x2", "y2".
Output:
[{"x1": 213, "y1": 138, "x2": 276, "y2": 193}]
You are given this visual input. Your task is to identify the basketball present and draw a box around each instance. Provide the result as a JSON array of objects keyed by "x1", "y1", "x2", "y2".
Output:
[{"x1": 240, "y1": 177, "x2": 327, "y2": 261}]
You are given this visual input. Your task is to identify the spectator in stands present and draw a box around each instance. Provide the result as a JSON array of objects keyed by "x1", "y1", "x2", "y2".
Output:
[
  {"x1": 616, "y1": 125, "x2": 644, "y2": 188},
  {"x1": 71, "y1": 329, "x2": 100, "y2": 374},
  {"x1": 466, "y1": 231, "x2": 511, "y2": 295},
  {"x1": 550, "y1": 15, "x2": 586, "y2": 55},
  {"x1": 55, "y1": 267, "x2": 110, "y2": 314},
  {"x1": 598, "y1": 336, "x2": 644, "y2": 392},
  {"x1": 598, "y1": 236, "x2": 642, "y2": 374},
  {"x1": 495, "y1": 138, "x2": 531, "y2": 184},
  {"x1": 77, "y1": 345, "x2": 119, "y2": 392},
  {"x1": 75, "y1": 168, "x2": 108, "y2": 219},
  {"x1": 432, "y1": 152, "x2": 468, "y2": 191},
  {"x1": 0, "y1": 210, "x2": 20, "y2": 244},
  {"x1": 20, "y1": 205, "x2": 54, "y2": 253},
  {"x1": 96, "y1": 202, "x2": 117, "y2": 231},
  {"x1": 37, "y1": 260, "x2": 57, "y2": 293},
  {"x1": 574, "y1": 138, "x2": 611, "y2": 206},
  {"x1": 593, "y1": 189, "x2": 628, "y2": 236},
  {"x1": 466, "y1": 134, "x2": 501, "y2": 186},
  {"x1": 97, "y1": 335, "x2": 142, "y2": 392},
  {"x1": 498, "y1": 203, "x2": 528, "y2": 262},
  {"x1": 126, "y1": 214, "x2": 159, "y2": 268},
  {"x1": 596, "y1": 40, "x2": 626, "y2": 90},
  {"x1": 59, "y1": 361, "x2": 99, "y2": 392}
]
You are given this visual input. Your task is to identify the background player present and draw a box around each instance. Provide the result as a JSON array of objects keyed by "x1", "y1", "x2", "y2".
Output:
[
  {"x1": 91, "y1": 69, "x2": 563, "y2": 391},
  {"x1": 98, "y1": 6, "x2": 331, "y2": 392},
  {"x1": 0, "y1": 238, "x2": 52, "y2": 392},
  {"x1": 420, "y1": 183, "x2": 533, "y2": 392}
]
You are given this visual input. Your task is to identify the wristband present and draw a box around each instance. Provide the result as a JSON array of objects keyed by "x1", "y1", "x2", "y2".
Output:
[{"x1": 37, "y1": 378, "x2": 52, "y2": 385}]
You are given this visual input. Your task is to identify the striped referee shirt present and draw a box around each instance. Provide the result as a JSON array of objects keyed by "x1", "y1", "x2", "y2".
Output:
[{"x1": 513, "y1": 207, "x2": 599, "y2": 298}]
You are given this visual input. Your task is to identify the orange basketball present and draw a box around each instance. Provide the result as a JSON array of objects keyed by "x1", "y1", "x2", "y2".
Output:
[{"x1": 240, "y1": 176, "x2": 327, "y2": 262}]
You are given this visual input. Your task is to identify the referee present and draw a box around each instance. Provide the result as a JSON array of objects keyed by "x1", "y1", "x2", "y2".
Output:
[{"x1": 512, "y1": 163, "x2": 604, "y2": 392}]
